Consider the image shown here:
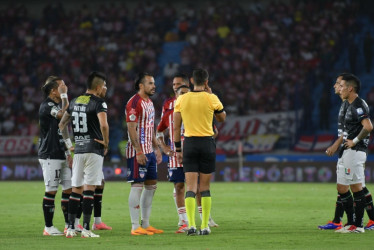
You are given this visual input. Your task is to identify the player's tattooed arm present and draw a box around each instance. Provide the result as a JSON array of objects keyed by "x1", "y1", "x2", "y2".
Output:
[
  {"x1": 59, "y1": 112, "x2": 74, "y2": 150},
  {"x1": 345, "y1": 118, "x2": 373, "y2": 148},
  {"x1": 56, "y1": 82, "x2": 69, "y2": 119}
]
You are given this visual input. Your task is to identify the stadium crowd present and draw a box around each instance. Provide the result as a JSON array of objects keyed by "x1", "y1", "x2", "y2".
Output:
[{"x1": 0, "y1": 1, "x2": 366, "y2": 151}]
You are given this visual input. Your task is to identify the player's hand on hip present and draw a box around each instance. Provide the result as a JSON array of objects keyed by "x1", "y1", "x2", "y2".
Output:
[
  {"x1": 94, "y1": 139, "x2": 108, "y2": 155},
  {"x1": 176, "y1": 152, "x2": 183, "y2": 164},
  {"x1": 344, "y1": 139, "x2": 355, "y2": 149},
  {"x1": 136, "y1": 153, "x2": 147, "y2": 165}
]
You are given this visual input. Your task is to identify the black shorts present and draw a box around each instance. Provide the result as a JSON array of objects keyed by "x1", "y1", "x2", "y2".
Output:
[{"x1": 183, "y1": 136, "x2": 216, "y2": 174}]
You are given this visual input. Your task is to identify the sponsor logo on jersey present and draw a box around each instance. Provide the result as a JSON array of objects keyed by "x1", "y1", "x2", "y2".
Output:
[
  {"x1": 357, "y1": 108, "x2": 363, "y2": 115},
  {"x1": 76, "y1": 95, "x2": 91, "y2": 104},
  {"x1": 140, "y1": 128, "x2": 145, "y2": 144}
]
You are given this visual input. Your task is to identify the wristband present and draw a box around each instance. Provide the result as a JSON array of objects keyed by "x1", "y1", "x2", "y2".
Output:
[
  {"x1": 136, "y1": 151, "x2": 143, "y2": 156},
  {"x1": 60, "y1": 93, "x2": 68, "y2": 99},
  {"x1": 175, "y1": 141, "x2": 181, "y2": 148},
  {"x1": 64, "y1": 138, "x2": 73, "y2": 148},
  {"x1": 353, "y1": 137, "x2": 360, "y2": 145},
  {"x1": 65, "y1": 150, "x2": 71, "y2": 156}
]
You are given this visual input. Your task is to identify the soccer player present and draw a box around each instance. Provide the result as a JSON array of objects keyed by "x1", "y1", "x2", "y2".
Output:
[
  {"x1": 174, "y1": 68, "x2": 226, "y2": 235},
  {"x1": 319, "y1": 73, "x2": 374, "y2": 230},
  {"x1": 334, "y1": 74, "x2": 373, "y2": 233},
  {"x1": 157, "y1": 84, "x2": 190, "y2": 233},
  {"x1": 125, "y1": 72, "x2": 163, "y2": 236},
  {"x1": 39, "y1": 76, "x2": 72, "y2": 236},
  {"x1": 59, "y1": 71, "x2": 109, "y2": 238}
]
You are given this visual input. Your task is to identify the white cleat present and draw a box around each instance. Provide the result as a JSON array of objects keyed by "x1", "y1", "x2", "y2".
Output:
[
  {"x1": 43, "y1": 226, "x2": 64, "y2": 236},
  {"x1": 208, "y1": 218, "x2": 219, "y2": 227},
  {"x1": 335, "y1": 225, "x2": 352, "y2": 233},
  {"x1": 65, "y1": 228, "x2": 77, "y2": 238},
  {"x1": 81, "y1": 228, "x2": 100, "y2": 238}
]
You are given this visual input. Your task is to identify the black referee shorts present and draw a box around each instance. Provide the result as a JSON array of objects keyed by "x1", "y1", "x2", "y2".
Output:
[{"x1": 183, "y1": 136, "x2": 216, "y2": 174}]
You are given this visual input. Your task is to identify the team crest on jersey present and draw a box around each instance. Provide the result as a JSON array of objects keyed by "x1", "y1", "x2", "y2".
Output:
[
  {"x1": 129, "y1": 114, "x2": 136, "y2": 121},
  {"x1": 48, "y1": 102, "x2": 54, "y2": 106},
  {"x1": 345, "y1": 168, "x2": 351, "y2": 175},
  {"x1": 356, "y1": 108, "x2": 363, "y2": 115},
  {"x1": 102, "y1": 102, "x2": 107, "y2": 109}
]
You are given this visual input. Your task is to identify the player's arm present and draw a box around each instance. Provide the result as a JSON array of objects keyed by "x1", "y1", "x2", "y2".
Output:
[
  {"x1": 325, "y1": 135, "x2": 343, "y2": 156},
  {"x1": 127, "y1": 121, "x2": 147, "y2": 165},
  {"x1": 94, "y1": 112, "x2": 109, "y2": 155},
  {"x1": 344, "y1": 118, "x2": 373, "y2": 148},
  {"x1": 156, "y1": 115, "x2": 173, "y2": 156},
  {"x1": 173, "y1": 111, "x2": 182, "y2": 164},
  {"x1": 213, "y1": 124, "x2": 219, "y2": 139},
  {"x1": 56, "y1": 82, "x2": 69, "y2": 119},
  {"x1": 152, "y1": 131, "x2": 162, "y2": 164},
  {"x1": 59, "y1": 111, "x2": 73, "y2": 150}
]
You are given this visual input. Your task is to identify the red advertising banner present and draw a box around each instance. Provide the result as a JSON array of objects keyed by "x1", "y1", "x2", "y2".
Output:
[{"x1": 0, "y1": 136, "x2": 35, "y2": 156}]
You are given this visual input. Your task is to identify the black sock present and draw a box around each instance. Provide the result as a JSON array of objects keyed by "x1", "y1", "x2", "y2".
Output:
[
  {"x1": 61, "y1": 192, "x2": 70, "y2": 225},
  {"x1": 333, "y1": 193, "x2": 344, "y2": 223},
  {"x1": 94, "y1": 188, "x2": 103, "y2": 218},
  {"x1": 76, "y1": 195, "x2": 83, "y2": 220},
  {"x1": 68, "y1": 192, "x2": 81, "y2": 229},
  {"x1": 353, "y1": 190, "x2": 366, "y2": 228},
  {"x1": 43, "y1": 192, "x2": 56, "y2": 227},
  {"x1": 363, "y1": 187, "x2": 374, "y2": 221},
  {"x1": 339, "y1": 191, "x2": 354, "y2": 225},
  {"x1": 82, "y1": 190, "x2": 95, "y2": 230}
]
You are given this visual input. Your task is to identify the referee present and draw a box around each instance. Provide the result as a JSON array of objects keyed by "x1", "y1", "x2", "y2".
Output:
[{"x1": 174, "y1": 68, "x2": 226, "y2": 236}]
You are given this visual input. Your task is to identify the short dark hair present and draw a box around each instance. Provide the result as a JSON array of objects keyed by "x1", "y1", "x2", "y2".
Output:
[
  {"x1": 41, "y1": 76, "x2": 62, "y2": 97},
  {"x1": 337, "y1": 72, "x2": 353, "y2": 79},
  {"x1": 135, "y1": 72, "x2": 152, "y2": 90},
  {"x1": 176, "y1": 85, "x2": 190, "y2": 93},
  {"x1": 342, "y1": 74, "x2": 361, "y2": 93},
  {"x1": 192, "y1": 68, "x2": 209, "y2": 86},
  {"x1": 87, "y1": 71, "x2": 106, "y2": 90},
  {"x1": 173, "y1": 73, "x2": 189, "y2": 85}
]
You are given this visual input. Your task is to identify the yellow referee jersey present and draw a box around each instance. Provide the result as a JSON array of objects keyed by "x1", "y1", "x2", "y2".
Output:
[{"x1": 174, "y1": 91, "x2": 224, "y2": 137}]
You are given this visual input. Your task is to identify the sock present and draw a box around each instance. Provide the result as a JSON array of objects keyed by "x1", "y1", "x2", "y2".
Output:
[
  {"x1": 140, "y1": 184, "x2": 157, "y2": 229},
  {"x1": 173, "y1": 188, "x2": 179, "y2": 221},
  {"x1": 200, "y1": 190, "x2": 211, "y2": 229},
  {"x1": 76, "y1": 195, "x2": 83, "y2": 221},
  {"x1": 94, "y1": 188, "x2": 103, "y2": 224},
  {"x1": 198, "y1": 206, "x2": 203, "y2": 220},
  {"x1": 75, "y1": 218, "x2": 80, "y2": 227},
  {"x1": 185, "y1": 191, "x2": 196, "y2": 228},
  {"x1": 43, "y1": 192, "x2": 56, "y2": 227},
  {"x1": 332, "y1": 193, "x2": 344, "y2": 223},
  {"x1": 363, "y1": 187, "x2": 374, "y2": 221},
  {"x1": 339, "y1": 191, "x2": 354, "y2": 225},
  {"x1": 353, "y1": 190, "x2": 366, "y2": 228},
  {"x1": 61, "y1": 192, "x2": 70, "y2": 227},
  {"x1": 129, "y1": 183, "x2": 143, "y2": 230},
  {"x1": 82, "y1": 190, "x2": 95, "y2": 230},
  {"x1": 68, "y1": 192, "x2": 81, "y2": 229},
  {"x1": 177, "y1": 207, "x2": 188, "y2": 225}
]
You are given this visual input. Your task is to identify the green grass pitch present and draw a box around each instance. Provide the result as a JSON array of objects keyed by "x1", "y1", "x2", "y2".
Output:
[{"x1": 1, "y1": 181, "x2": 374, "y2": 250}]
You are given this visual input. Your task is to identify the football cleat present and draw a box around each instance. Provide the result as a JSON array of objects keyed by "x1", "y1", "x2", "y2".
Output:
[
  {"x1": 43, "y1": 226, "x2": 64, "y2": 236},
  {"x1": 339, "y1": 225, "x2": 364, "y2": 233},
  {"x1": 186, "y1": 226, "x2": 197, "y2": 236},
  {"x1": 81, "y1": 228, "x2": 100, "y2": 238},
  {"x1": 92, "y1": 222, "x2": 112, "y2": 230},
  {"x1": 65, "y1": 228, "x2": 77, "y2": 238},
  {"x1": 131, "y1": 226, "x2": 154, "y2": 236},
  {"x1": 75, "y1": 224, "x2": 83, "y2": 233},
  {"x1": 208, "y1": 218, "x2": 219, "y2": 227},
  {"x1": 144, "y1": 226, "x2": 164, "y2": 234},
  {"x1": 335, "y1": 224, "x2": 351, "y2": 233},
  {"x1": 199, "y1": 227, "x2": 211, "y2": 235},
  {"x1": 365, "y1": 220, "x2": 374, "y2": 230},
  {"x1": 175, "y1": 224, "x2": 188, "y2": 234},
  {"x1": 318, "y1": 221, "x2": 342, "y2": 230}
]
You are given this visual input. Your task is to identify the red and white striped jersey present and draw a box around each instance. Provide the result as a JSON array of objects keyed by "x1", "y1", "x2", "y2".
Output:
[
  {"x1": 125, "y1": 93, "x2": 155, "y2": 158},
  {"x1": 161, "y1": 97, "x2": 176, "y2": 119},
  {"x1": 157, "y1": 100, "x2": 184, "y2": 168}
]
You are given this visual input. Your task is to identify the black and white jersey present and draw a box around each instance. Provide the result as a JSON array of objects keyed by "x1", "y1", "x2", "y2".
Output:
[
  {"x1": 338, "y1": 101, "x2": 349, "y2": 137},
  {"x1": 67, "y1": 93, "x2": 107, "y2": 156},
  {"x1": 38, "y1": 97, "x2": 65, "y2": 160},
  {"x1": 343, "y1": 97, "x2": 370, "y2": 152}
]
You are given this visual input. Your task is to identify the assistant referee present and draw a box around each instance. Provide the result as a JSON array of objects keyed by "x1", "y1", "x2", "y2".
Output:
[{"x1": 173, "y1": 68, "x2": 226, "y2": 236}]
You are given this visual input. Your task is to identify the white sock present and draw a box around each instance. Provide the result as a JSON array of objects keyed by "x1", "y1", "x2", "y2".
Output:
[
  {"x1": 75, "y1": 218, "x2": 80, "y2": 226},
  {"x1": 198, "y1": 206, "x2": 202, "y2": 220},
  {"x1": 140, "y1": 184, "x2": 156, "y2": 228},
  {"x1": 177, "y1": 207, "x2": 188, "y2": 225},
  {"x1": 94, "y1": 217, "x2": 102, "y2": 224},
  {"x1": 129, "y1": 183, "x2": 143, "y2": 230}
]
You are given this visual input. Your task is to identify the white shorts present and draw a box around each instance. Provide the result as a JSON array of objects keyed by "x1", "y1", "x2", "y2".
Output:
[
  {"x1": 337, "y1": 149, "x2": 366, "y2": 186},
  {"x1": 39, "y1": 159, "x2": 72, "y2": 192},
  {"x1": 72, "y1": 153, "x2": 103, "y2": 187}
]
